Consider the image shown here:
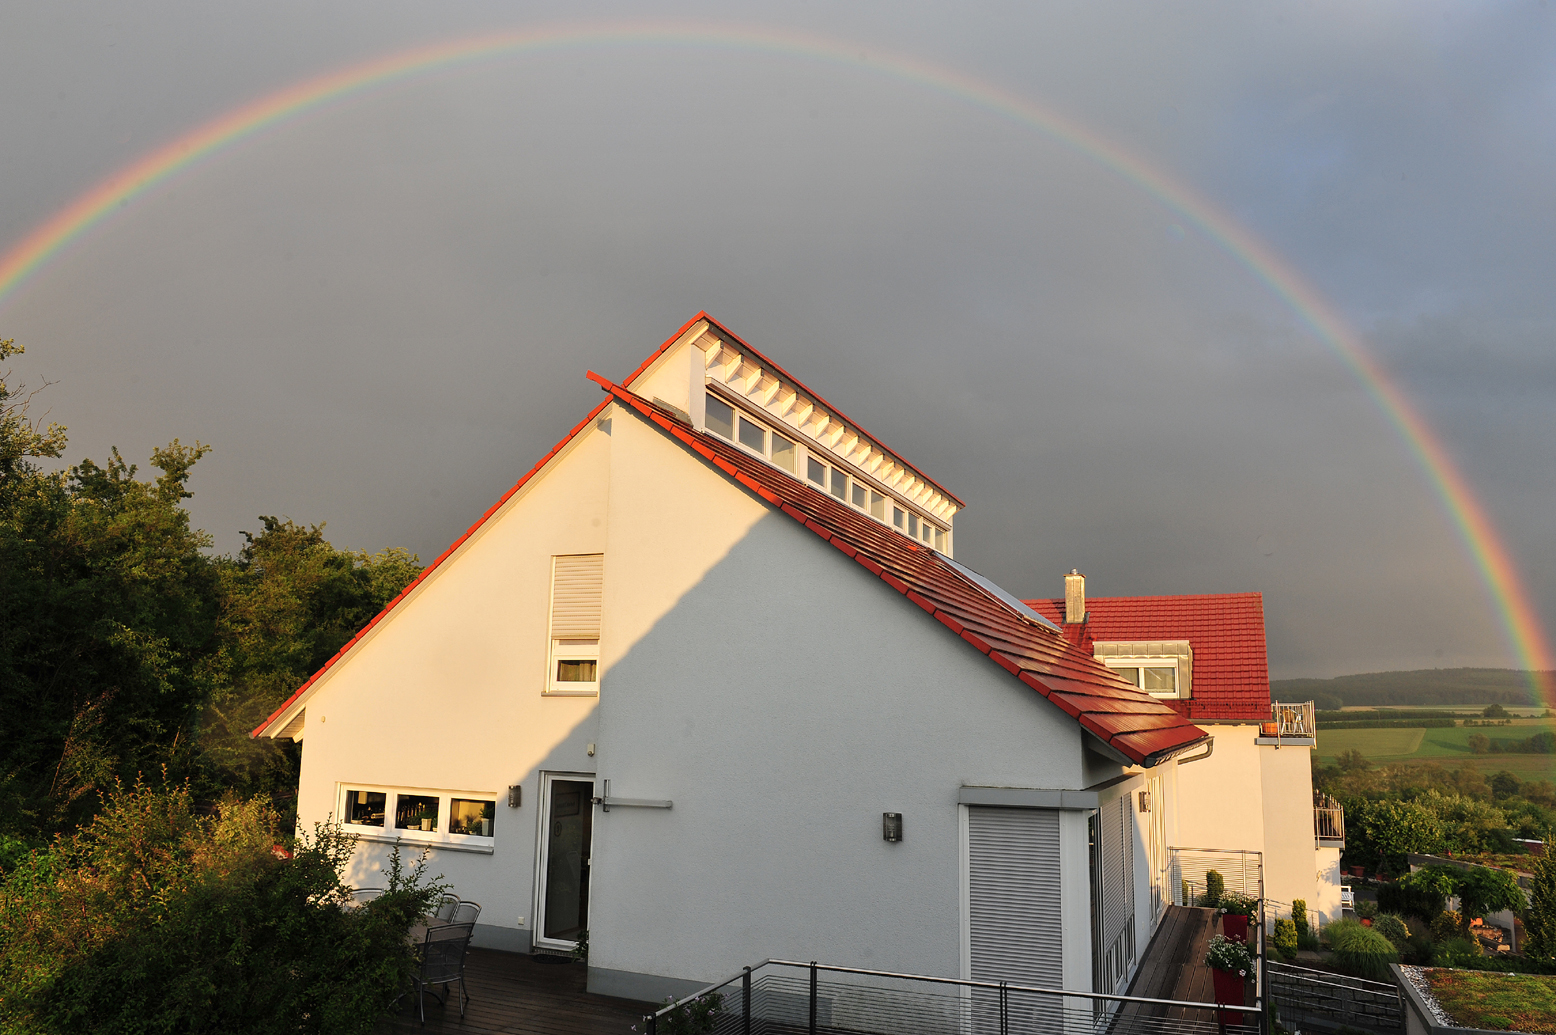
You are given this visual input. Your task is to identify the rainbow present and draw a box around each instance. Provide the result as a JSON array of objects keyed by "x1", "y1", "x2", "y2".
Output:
[{"x1": 1, "y1": 21, "x2": 1549, "y2": 700}]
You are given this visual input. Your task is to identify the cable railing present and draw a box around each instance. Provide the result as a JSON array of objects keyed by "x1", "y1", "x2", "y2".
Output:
[
  {"x1": 641, "y1": 958, "x2": 1264, "y2": 1035},
  {"x1": 1314, "y1": 793, "x2": 1346, "y2": 847}
]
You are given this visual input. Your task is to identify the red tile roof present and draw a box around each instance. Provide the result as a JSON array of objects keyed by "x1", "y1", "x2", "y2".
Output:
[
  {"x1": 626, "y1": 312, "x2": 964, "y2": 508},
  {"x1": 593, "y1": 374, "x2": 1208, "y2": 767},
  {"x1": 1024, "y1": 594, "x2": 1270, "y2": 722}
]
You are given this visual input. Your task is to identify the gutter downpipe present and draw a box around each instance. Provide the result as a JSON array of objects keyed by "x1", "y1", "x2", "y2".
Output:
[{"x1": 1174, "y1": 738, "x2": 1215, "y2": 766}]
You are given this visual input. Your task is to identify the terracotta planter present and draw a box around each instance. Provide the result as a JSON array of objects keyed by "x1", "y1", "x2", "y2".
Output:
[
  {"x1": 1221, "y1": 913, "x2": 1250, "y2": 942},
  {"x1": 1211, "y1": 966, "x2": 1247, "y2": 1026}
]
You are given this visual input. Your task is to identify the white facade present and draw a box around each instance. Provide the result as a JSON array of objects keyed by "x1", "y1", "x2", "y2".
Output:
[{"x1": 263, "y1": 319, "x2": 1211, "y2": 1003}]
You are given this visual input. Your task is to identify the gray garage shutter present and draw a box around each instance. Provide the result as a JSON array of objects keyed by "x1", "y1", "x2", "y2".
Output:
[
  {"x1": 968, "y1": 806, "x2": 1063, "y2": 987},
  {"x1": 1096, "y1": 795, "x2": 1136, "y2": 993},
  {"x1": 550, "y1": 555, "x2": 604, "y2": 639}
]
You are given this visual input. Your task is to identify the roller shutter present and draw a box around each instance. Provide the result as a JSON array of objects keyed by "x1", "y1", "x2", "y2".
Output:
[
  {"x1": 967, "y1": 806, "x2": 1063, "y2": 987},
  {"x1": 550, "y1": 554, "x2": 604, "y2": 639}
]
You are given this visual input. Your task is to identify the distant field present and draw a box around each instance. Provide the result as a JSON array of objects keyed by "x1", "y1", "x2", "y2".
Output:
[
  {"x1": 1339, "y1": 704, "x2": 1549, "y2": 718},
  {"x1": 1314, "y1": 720, "x2": 1556, "y2": 781}
]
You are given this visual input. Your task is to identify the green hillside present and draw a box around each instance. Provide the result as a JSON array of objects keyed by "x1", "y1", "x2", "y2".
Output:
[{"x1": 1271, "y1": 668, "x2": 1550, "y2": 711}]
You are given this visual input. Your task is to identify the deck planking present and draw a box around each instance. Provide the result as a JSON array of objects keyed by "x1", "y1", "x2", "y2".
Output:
[{"x1": 377, "y1": 949, "x2": 645, "y2": 1035}]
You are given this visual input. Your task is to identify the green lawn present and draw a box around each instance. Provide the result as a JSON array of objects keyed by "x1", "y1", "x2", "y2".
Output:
[
  {"x1": 1314, "y1": 721, "x2": 1556, "y2": 781},
  {"x1": 1426, "y1": 969, "x2": 1556, "y2": 1033}
]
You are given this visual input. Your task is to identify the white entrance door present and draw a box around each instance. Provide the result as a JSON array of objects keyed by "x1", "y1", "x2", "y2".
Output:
[{"x1": 534, "y1": 772, "x2": 595, "y2": 952}]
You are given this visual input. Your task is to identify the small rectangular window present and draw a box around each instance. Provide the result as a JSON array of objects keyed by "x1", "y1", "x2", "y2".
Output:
[
  {"x1": 830, "y1": 468, "x2": 848, "y2": 499},
  {"x1": 738, "y1": 415, "x2": 766, "y2": 453},
  {"x1": 556, "y1": 657, "x2": 598, "y2": 682},
  {"x1": 934, "y1": 527, "x2": 944, "y2": 550},
  {"x1": 851, "y1": 483, "x2": 866, "y2": 508},
  {"x1": 347, "y1": 790, "x2": 386, "y2": 827},
  {"x1": 893, "y1": 507, "x2": 905, "y2": 528},
  {"x1": 870, "y1": 491, "x2": 886, "y2": 520},
  {"x1": 705, "y1": 394, "x2": 734, "y2": 439},
  {"x1": 395, "y1": 793, "x2": 441, "y2": 832},
  {"x1": 907, "y1": 513, "x2": 919, "y2": 537},
  {"x1": 1112, "y1": 666, "x2": 1141, "y2": 687},
  {"x1": 771, "y1": 433, "x2": 796, "y2": 472},
  {"x1": 807, "y1": 457, "x2": 827, "y2": 485},
  {"x1": 1143, "y1": 667, "x2": 1177, "y2": 694},
  {"x1": 449, "y1": 798, "x2": 496, "y2": 837}
]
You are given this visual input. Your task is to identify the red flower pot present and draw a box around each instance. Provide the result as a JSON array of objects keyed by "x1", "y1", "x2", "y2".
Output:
[
  {"x1": 1212, "y1": 967, "x2": 1247, "y2": 1026},
  {"x1": 1222, "y1": 913, "x2": 1250, "y2": 943},
  {"x1": 1361, "y1": 917, "x2": 1372, "y2": 927}
]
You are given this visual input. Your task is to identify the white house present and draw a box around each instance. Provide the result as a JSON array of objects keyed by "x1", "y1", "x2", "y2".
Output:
[{"x1": 255, "y1": 315, "x2": 1253, "y2": 1003}]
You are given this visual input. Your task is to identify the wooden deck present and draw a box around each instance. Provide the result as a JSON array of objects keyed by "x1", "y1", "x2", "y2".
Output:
[
  {"x1": 1115, "y1": 905, "x2": 1245, "y2": 1027},
  {"x1": 377, "y1": 949, "x2": 645, "y2": 1034}
]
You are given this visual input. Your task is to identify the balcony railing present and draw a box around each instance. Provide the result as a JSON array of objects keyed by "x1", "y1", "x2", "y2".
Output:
[
  {"x1": 1264, "y1": 701, "x2": 1315, "y2": 740},
  {"x1": 1314, "y1": 792, "x2": 1345, "y2": 848}
]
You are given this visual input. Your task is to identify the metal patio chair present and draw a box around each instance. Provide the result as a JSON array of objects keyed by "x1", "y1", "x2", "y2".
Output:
[
  {"x1": 432, "y1": 893, "x2": 460, "y2": 922},
  {"x1": 450, "y1": 900, "x2": 481, "y2": 925},
  {"x1": 411, "y1": 921, "x2": 475, "y2": 1024},
  {"x1": 344, "y1": 887, "x2": 384, "y2": 909}
]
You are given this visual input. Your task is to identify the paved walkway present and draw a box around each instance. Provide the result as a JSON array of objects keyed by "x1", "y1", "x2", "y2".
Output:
[{"x1": 378, "y1": 949, "x2": 644, "y2": 1034}]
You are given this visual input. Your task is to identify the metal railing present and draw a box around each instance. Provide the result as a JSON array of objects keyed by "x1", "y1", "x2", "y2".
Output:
[
  {"x1": 1269, "y1": 701, "x2": 1315, "y2": 739},
  {"x1": 1169, "y1": 847, "x2": 1263, "y2": 907},
  {"x1": 644, "y1": 959, "x2": 1264, "y2": 1035},
  {"x1": 1266, "y1": 961, "x2": 1402, "y2": 1033},
  {"x1": 1314, "y1": 793, "x2": 1345, "y2": 847}
]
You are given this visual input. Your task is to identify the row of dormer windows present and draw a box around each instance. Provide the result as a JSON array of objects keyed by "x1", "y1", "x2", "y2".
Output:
[{"x1": 705, "y1": 392, "x2": 945, "y2": 551}]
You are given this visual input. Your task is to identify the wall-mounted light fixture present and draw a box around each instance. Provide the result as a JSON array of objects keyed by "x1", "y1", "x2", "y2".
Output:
[
  {"x1": 882, "y1": 813, "x2": 903, "y2": 843},
  {"x1": 508, "y1": 785, "x2": 522, "y2": 809},
  {"x1": 1138, "y1": 790, "x2": 1151, "y2": 813}
]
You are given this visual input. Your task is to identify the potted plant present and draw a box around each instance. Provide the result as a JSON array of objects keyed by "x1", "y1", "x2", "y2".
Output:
[
  {"x1": 1204, "y1": 934, "x2": 1253, "y2": 1026},
  {"x1": 1218, "y1": 893, "x2": 1258, "y2": 943}
]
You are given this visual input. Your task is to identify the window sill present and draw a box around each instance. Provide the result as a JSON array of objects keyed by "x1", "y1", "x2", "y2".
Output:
[
  {"x1": 346, "y1": 830, "x2": 496, "y2": 855},
  {"x1": 542, "y1": 688, "x2": 599, "y2": 697}
]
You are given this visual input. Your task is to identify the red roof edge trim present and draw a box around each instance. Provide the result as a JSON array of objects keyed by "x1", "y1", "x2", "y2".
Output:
[
  {"x1": 961, "y1": 631, "x2": 994, "y2": 655},
  {"x1": 672, "y1": 314, "x2": 964, "y2": 509},
  {"x1": 989, "y1": 651, "x2": 1023, "y2": 677},
  {"x1": 935, "y1": 611, "x2": 966, "y2": 636},
  {"x1": 251, "y1": 394, "x2": 613, "y2": 739},
  {"x1": 904, "y1": 589, "x2": 937, "y2": 615}
]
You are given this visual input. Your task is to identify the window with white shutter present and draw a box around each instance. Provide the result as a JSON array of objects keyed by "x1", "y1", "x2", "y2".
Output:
[{"x1": 546, "y1": 554, "x2": 603, "y2": 696}]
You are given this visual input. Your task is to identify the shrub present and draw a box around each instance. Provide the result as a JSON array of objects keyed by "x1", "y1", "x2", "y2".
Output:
[
  {"x1": 1325, "y1": 919, "x2": 1400, "y2": 981},
  {"x1": 1292, "y1": 898, "x2": 1309, "y2": 937},
  {"x1": 1219, "y1": 893, "x2": 1258, "y2": 918},
  {"x1": 1378, "y1": 879, "x2": 1447, "y2": 921},
  {"x1": 1371, "y1": 913, "x2": 1412, "y2": 950},
  {"x1": 1272, "y1": 918, "x2": 1298, "y2": 961},
  {"x1": 1434, "y1": 937, "x2": 1484, "y2": 968},
  {"x1": 1355, "y1": 898, "x2": 1379, "y2": 920},
  {"x1": 655, "y1": 991, "x2": 724, "y2": 1035},
  {"x1": 1526, "y1": 832, "x2": 1556, "y2": 962},
  {"x1": 1433, "y1": 910, "x2": 1465, "y2": 941},
  {"x1": 1204, "y1": 869, "x2": 1225, "y2": 907},
  {"x1": 0, "y1": 781, "x2": 443, "y2": 1035}
]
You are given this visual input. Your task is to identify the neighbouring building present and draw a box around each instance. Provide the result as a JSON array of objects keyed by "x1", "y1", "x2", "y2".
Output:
[{"x1": 254, "y1": 314, "x2": 1328, "y2": 1003}]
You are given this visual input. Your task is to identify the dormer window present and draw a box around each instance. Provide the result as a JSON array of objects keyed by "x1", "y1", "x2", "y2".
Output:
[
  {"x1": 1094, "y1": 640, "x2": 1193, "y2": 699},
  {"x1": 547, "y1": 554, "x2": 604, "y2": 696}
]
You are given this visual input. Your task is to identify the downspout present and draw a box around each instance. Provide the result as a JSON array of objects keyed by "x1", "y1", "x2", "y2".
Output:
[{"x1": 1175, "y1": 738, "x2": 1215, "y2": 766}]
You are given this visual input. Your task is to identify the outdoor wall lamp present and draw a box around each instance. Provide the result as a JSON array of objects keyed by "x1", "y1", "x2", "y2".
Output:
[
  {"x1": 1138, "y1": 790, "x2": 1151, "y2": 813},
  {"x1": 882, "y1": 813, "x2": 903, "y2": 843},
  {"x1": 508, "y1": 785, "x2": 522, "y2": 808}
]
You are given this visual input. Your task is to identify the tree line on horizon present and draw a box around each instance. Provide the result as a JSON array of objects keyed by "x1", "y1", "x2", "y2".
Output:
[
  {"x1": 0, "y1": 338, "x2": 421, "y2": 844},
  {"x1": 1273, "y1": 667, "x2": 1550, "y2": 712}
]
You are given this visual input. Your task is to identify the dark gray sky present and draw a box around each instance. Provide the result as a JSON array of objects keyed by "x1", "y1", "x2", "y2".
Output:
[{"x1": 2, "y1": 1, "x2": 1553, "y2": 680}]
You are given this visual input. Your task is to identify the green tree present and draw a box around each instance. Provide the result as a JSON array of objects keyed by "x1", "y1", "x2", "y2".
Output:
[
  {"x1": 1525, "y1": 839, "x2": 1556, "y2": 961},
  {"x1": 1483, "y1": 703, "x2": 1510, "y2": 719},
  {"x1": 1352, "y1": 799, "x2": 1444, "y2": 874},
  {"x1": 198, "y1": 518, "x2": 420, "y2": 809}
]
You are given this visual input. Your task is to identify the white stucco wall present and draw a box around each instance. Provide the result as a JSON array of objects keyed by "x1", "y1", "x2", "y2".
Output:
[
  {"x1": 289, "y1": 418, "x2": 617, "y2": 940},
  {"x1": 585, "y1": 409, "x2": 1108, "y2": 993},
  {"x1": 1174, "y1": 725, "x2": 1329, "y2": 929}
]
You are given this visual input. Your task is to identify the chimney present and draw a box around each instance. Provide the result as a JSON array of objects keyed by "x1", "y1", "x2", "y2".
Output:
[{"x1": 1064, "y1": 569, "x2": 1086, "y2": 625}]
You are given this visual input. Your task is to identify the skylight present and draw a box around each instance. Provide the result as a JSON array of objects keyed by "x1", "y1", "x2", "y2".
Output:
[{"x1": 936, "y1": 555, "x2": 1061, "y2": 632}]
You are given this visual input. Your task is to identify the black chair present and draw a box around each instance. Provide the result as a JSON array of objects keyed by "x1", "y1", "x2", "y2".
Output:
[
  {"x1": 411, "y1": 921, "x2": 475, "y2": 1024},
  {"x1": 432, "y1": 893, "x2": 460, "y2": 921},
  {"x1": 450, "y1": 900, "x2": 481, "y2": 925}
]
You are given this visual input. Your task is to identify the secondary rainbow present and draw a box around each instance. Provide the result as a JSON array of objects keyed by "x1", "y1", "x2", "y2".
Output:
[{"x1": 2, "y1": 21, "x2": 1549, "y2": 699}]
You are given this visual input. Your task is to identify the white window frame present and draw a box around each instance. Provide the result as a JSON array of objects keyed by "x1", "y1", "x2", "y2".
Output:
[
  {"x1": 702, "y1": 387, "x2": 953, "y2": 551},
  {"x1": 547, "y1": 638, "x2": 601, "y2": 697},
  {"x1": 1102, "y1": 657, "x2": 1182, "y2": 699},
  {"x1": 336, "y1": 783, "x2": 498, "y2": 853}
]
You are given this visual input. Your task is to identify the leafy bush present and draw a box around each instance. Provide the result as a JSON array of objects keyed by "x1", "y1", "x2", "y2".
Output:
[
  {"x1": 1292, "y1": 898, "x2": 1309, "y2": 937},
  {"x1": 1203, "y1": 869, "x2": 1225, "y2": 907},
  {"x1": 1204, "y1": 934, "x2": 1253, "y2": 975},
  {"x1": 1371, "y1": 913, "x2": 1412, "y2": 950},
  {"x1": 1355, "y1": 899, "x2": 1379, "y2": 920},
  {"x1": 1433, "y1": 910, "x2": 1465, "y2": 941},
  {"x1": 1379, "y1": 876, "x2": 1448, "y2": 921},
  {"x1": 1435, "y1": 937, "x2": 1484, "y2": 968},
  {"x1": 1272, "y1": 918, "x2": 1298, "y2": 961},
  {"x1": 0, "y1": 781, "x2": 443, "y2": 1034},
  {"x1": 654, "y1": 991, "x2": 724, "y2": 1035},
  {"x1": 1325, "y1": 919, "x2": 1400, "y2": 981},
  {"x1": 1526, "y1": 834, "x2": 1556, "y2": 962}
]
